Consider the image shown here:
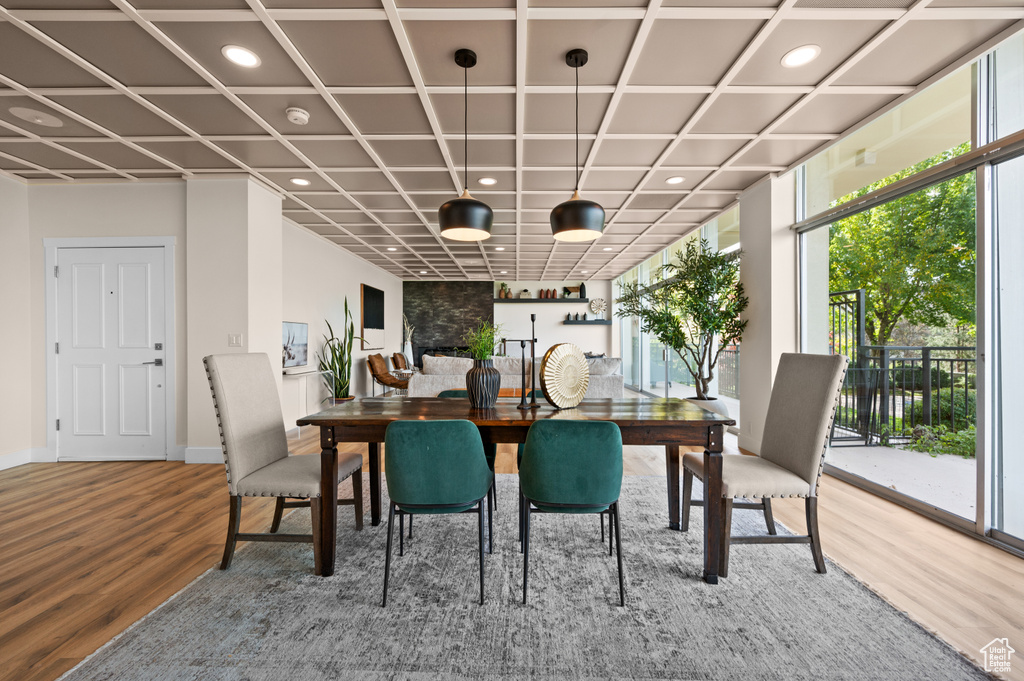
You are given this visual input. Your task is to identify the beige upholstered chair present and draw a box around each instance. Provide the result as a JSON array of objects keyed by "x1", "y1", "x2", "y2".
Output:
[
  {"x1": 681, "y1": 352, "x2": 848, "y2": 577},
  {"x1": 204, "y1": 353, "x2": 363, "y2": 571}
]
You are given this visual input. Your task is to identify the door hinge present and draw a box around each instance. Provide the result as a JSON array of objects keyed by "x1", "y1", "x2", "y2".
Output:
[
  {"x1": 55, "y1": 342, "x2": 59, "y2": 354},
  {"x1": 56, "y1": 419, "x2": 60, "y2": 431},
  {"x1": 54, "y1": 265, "x2": 59, "y2": 278}
]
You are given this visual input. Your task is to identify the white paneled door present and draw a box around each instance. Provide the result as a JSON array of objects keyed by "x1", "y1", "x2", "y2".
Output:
[{"x1": 56, "y1": 247, "x2": 166, "y2": 460}]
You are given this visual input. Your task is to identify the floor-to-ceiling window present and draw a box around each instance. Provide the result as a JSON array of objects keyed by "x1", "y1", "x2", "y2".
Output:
[{"x1": 796, "y1": 29, "x2": 1024, "y2": 547}]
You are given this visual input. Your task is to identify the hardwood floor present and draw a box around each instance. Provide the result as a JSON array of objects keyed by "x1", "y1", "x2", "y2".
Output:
[{"x1": 1, "y1": 431, "x2": 1021, "y2": 681}]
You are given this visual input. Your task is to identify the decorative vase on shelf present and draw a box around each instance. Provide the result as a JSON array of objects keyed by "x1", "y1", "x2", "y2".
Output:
[
  {"x1": 566, "y1": 313, "x2": 572, "y2": 321},
  {"x1": 580, "y1": 281, "x2": 587, "y2": 298},
  {"x1": 583, "y1": 313, "x2": 587, "y2": 320},
  {"x1": 574, "y1": 312, "x2": 580, "y2": 321},
  {"x1": 499, "y1": 288, "x2": 505, "y2": 299},
  {"x1": 466, "y1": 358, "x2": 500, "y2": 408}
]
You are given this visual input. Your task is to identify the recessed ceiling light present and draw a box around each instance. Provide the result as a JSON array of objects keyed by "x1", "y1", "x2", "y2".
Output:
[
  {"x1": 500, "y1": 270, "x2": 508, "y2": 274},
  {"x1": 420, "y1": 270, "x2": 427, "y2": 274},
  {"x1": 581, "y1": 270, "x2": 588, "y2": 274},
  {"x1": 387, "y1": 247, "x2": 397, "y2": 251},
  {"x1": 289, "y1": 177, "x2": 310, "y2": 186},
  {"x1": 602, "y1": 247, "x2": 613, "y2": 251},
  {"x1": 9, "y1": 106, "x2": 63, "y2": 128},
  {"x1": 478, "y1": 177, "x2": 497, "y2": 186},
  {"x1": 665, "y1": 176, "x2": 685, "y2": 185},
  {"x1": 495, "y1": 247, "x2": 505, "y2": 251},
  {"x1": 781, "y1": 44, "x2": 820, "y2": 68},
  {"x1": 222, "y1": 45, "x2": 261, "y2": 68}
]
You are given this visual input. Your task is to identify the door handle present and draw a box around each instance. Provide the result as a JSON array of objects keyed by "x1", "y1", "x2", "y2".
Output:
[{"x1": 143, "y1": 359, "x2": 163, "y2": 366}]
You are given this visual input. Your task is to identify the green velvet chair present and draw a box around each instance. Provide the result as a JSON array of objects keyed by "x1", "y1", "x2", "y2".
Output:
[
  {"x1": 382, "y1": 419, "x2": 494, "y2": 607},
  {"x1": 518, "y1": 419, "x2": 625, "y2": 606},
  {"x1": 436, "y1": 390, "x2": 499, "y2": 514}
]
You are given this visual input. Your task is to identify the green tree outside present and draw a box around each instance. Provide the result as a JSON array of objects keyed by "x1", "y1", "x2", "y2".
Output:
[{"x1": 829, "y1": 142, "x2": 976, "y2": 345}]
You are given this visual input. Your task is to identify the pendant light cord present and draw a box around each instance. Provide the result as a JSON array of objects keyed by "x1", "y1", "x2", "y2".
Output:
[
  {"x1": 464, "y1": 63, "x2": 469, "y2": 192},
  {"x1": 575, "y1": 63, "x2": 580, "y2": 192}
]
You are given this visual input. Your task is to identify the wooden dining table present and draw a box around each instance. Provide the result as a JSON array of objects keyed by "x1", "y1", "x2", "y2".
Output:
[{"x1": 297, "y1": 397, "x2": 735, "y2": 584}]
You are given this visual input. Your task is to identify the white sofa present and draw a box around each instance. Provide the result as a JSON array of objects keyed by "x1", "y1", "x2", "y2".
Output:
[{"x1": 407, "y1": 354, "x2": 624, "y2": 399}]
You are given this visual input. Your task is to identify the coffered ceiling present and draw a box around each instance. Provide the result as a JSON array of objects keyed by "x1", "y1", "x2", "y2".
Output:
[{"x1": 0, "y1": 1, "x2": 1021, "y2": 281}]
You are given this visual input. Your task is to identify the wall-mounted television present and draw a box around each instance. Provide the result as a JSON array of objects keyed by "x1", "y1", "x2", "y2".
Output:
[{"x1": 282, "y1": 321, "x2": 309, "y2": 371}]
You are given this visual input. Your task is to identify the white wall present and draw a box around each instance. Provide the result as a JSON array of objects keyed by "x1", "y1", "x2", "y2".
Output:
[
  {"x1": 493, "y1": 280, "x2": 615, "y2": 359},
  {"x1": 281, "y1": 221, "x2": 403, "y2": 428},
  {"x1": 738, "y1": 174, "x2": 798, "y2": 453},
  {"x1": 27, "y1": 181, "x2": 188, "y2": 453},
  {"x1": 0, "y1": 177, "x2": 33, "y2": 468}
]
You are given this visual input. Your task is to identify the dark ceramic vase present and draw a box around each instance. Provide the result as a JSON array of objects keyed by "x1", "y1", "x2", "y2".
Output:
[{"x1": 466, "y1": 358, "x2": 500, "y2": 408}]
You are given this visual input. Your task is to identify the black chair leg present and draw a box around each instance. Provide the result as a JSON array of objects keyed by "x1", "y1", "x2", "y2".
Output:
[
  {"x1": 478, "y1": 499, "x2": 486, "y2": 605},
  {"x1": 382, "y1": 502, "x2": 396, "y2": 607},
  {"x1": 806, "y1": 497, "x2": 827, "y2": 574},
  {"x1": 399, "y1": 511, "x2": 405, "y2": 557},
  {"x1": 608, "y1": 509, "x2": 614, "y2": 556},
  {"x1": 518, "y1": 487, "x2": 525, "y2": 553},
  {"x1": 270, "y1": 497, "x2": 285, "y2": 533},
  {"x1": 522, "y1": 502, "x2": 531, "y2": 604},
  {"x1": 681, "y1": 468, "x2": 693, "y2": 532},
  {"x1": 408, "y1": 514, "x2": 413, "y2": 539},
  {"x1": 487, "y1": 487, "x2": 494, "y2": 555},
  {"x1": 763, "y1": 498, "x2": 777, "y2": 535},
  {"x1": 613, "y1": 501, "x2": 625, "y2": 607},
  {"x1": 220, "y1": 495, "x2": 242, "y2": 570},
  {"x1": 600, "y1": 512, "x2": 605, "y2": 542}
]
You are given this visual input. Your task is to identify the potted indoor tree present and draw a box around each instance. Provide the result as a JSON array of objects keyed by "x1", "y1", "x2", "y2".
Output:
[
  {"x1": 462, "y1": 318, "x2": 505, "y2": 408},
  {"x1": 317, "y1": 298, "x2": 363, "y2": 405},
  {"x1": 615, "y1": 238, "x2": 748, "y2": 414}
]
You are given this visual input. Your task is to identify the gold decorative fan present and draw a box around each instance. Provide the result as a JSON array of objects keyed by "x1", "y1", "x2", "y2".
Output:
[{"x1": 539, "y1": 343, "x2": 590, "y2": 409}]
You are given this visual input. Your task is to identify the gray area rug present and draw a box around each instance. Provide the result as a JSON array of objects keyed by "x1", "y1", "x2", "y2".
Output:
[{"x1": 63, "y1": 475, "x2": 989, "y2": 680}]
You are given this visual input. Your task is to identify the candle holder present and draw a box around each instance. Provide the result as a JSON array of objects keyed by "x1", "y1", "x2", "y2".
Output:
[
  {"x1": 529, "y1": 313, "x2": 539, "y2": 408},
  {"x1": 517, "y1": 340, "x2": 530, "y2": 410}
]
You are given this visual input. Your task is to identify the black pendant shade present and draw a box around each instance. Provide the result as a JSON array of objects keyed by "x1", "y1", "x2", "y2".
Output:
[
  {"x1": 551, "y1": 190, "x2": 606, "y2": 242},
  {"x1": 439, "y1": 188, "x2": 494, "y2": 242},
  {"x1": 440, "y1": 48, "x2": 492, "y2": 242},
  {"x1": 551, "y1": 48, "x2": 605, "y2": 243}
]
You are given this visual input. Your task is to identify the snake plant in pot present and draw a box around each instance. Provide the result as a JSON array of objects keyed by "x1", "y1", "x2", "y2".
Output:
[
  {"x1": 317, "y1": 298, "x2": 363, "y2": 404},
  {"x1": 615, "y1": 238, "x2": 748, "y2": 415},
  {"x1": 462, "y1": 318, "x2": 505, "y2": 409}
]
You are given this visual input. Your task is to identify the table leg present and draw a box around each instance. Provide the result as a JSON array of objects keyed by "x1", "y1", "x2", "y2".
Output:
[
  {"x1": 318, "y1": 426, "x2": 339, "y2": 577},
  {"x1": 665, "y1": 444, "x2": 680, "y2": 530},
  {"x1": 703, "y1": 449, "x2": 723, "y2": 584},
  {"x1": 369, "y1": 441, "x2": 382, "y2": 526}
]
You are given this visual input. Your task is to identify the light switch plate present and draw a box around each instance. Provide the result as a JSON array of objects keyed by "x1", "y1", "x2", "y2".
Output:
[{"x1": 228, "y1": 334, "x2": 243, "y2": 347}]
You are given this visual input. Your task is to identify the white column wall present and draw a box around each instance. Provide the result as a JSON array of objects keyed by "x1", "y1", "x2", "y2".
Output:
[
  {"x1": 0, "y1": 177, "x2": 33, "y2": 469},
  {"x1": 185, "y1": 177, "x2": 283, "y2": 457},
  {"x1": 738, "y1": 174, "x2": 799, "y2": 453}
]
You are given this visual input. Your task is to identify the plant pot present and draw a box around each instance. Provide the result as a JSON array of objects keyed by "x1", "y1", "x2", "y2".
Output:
[
  {"x1": 329, "y1": 395, "x2": 355, "y2": 406},
  {"x1": 687, "y1": 397, "x2": 729, "y2": 418},
  {"x1": 466, "y1": 358, "x2": 500, "y2": 408}
]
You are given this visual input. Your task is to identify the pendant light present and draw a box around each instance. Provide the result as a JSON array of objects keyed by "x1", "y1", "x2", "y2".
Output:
[
  {"x1": 439, "y1": 49, "x2": 493, "y2": 242},
  {"x1": 550, "y1": 49, "x2": 605, "y2": 242}
]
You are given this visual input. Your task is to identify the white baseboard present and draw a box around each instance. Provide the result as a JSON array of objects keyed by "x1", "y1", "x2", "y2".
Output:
[
  {"x1": 737, "y1": 434, "x2": 761, "y2": 455},
  {"x1": 167, "y1": 445, "x2": 186, "y2": 462},
  {"x1": 0, "y1": 447, "x2": 54, "y2": 470},
  {"x1": 0, "y1": 448, "x2": 33, "y2": 471},
  {"x1": 185, "y1": 446, "x2": 223, "y2": 464}
]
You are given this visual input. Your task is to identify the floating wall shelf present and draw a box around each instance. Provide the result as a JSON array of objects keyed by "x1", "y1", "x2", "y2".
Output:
[
  {"x1": 494, "y1": 298, "x2": 589, "y2": 304},
  {"x1": 563, "y1": 319, "x2": 612, "y2": 325}
]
